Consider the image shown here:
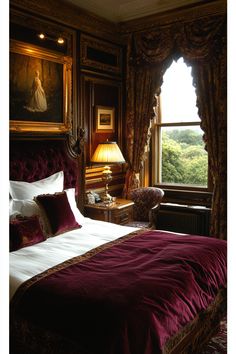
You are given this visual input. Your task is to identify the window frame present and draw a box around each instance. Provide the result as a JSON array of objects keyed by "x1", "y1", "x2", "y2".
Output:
[{"x1": 151, "y1": 96, "x2": 212, "y2": 206}]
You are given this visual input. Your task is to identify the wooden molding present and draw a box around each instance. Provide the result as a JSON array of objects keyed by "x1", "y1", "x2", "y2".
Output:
[
  {"x1": 119, "y1": 0, "x2": 226, "y2": 34},
  {"x1": 10, "y1": 8, "x2": 75, "y2": 56},
  {"x1": 80, "y1": 34, "x2": 123, "y2": 75},
  {"x1": 80, "y1": 75, "x2": 123, "y2": 164},
  {"x1": 159, "y1": 188, "x2": 213, "y2": 207},
  {"x1": 10, "y1": 0, "x2": 122, "y2": 44},
  {"x1": 10, "y1": 0, "x2": 226, "y2": 44}
]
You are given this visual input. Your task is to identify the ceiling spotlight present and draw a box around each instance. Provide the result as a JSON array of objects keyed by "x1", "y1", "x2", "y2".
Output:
[
  {"x1": 37, "y1": 33, "x2": 65, "y2": 45},
  {"x1": 57, "y1": 37, "x2": 64, "y2": 44},
  {"x1": 38, "y1": 33, "x2": 45, "y2": 39}
]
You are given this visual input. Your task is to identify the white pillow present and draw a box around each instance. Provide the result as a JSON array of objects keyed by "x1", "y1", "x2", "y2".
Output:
[
  {"x1": 9, "y1": 188, "x2": 85, "y2": 227},
  {"x1": 9, "y1": 171, "x2": 64, "y2": 200},
  {"x1": 10, "y1": 199, "x2": 42, "y2": 217},
  {"x1": 65, "y1": 188, "x2": 85, "y2": 225}
]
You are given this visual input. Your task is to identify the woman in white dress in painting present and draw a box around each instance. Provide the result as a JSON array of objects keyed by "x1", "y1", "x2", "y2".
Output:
[{"x1": 25, "y1": 70, "x2": 47, "y2": 112}]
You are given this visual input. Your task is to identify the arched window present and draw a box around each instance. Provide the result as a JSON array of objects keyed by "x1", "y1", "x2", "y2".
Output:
[{"x1": 152, "y1": 57, "x2": 208, "y2": 189}]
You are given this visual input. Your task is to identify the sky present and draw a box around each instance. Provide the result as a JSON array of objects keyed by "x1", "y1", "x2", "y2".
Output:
[{"x1": 161, "y1": 57, "x2": 200, "y2": 122}]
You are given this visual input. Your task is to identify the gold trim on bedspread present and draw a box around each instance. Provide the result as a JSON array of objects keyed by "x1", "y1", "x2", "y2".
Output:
[{"x1": 163, "y1": 287, "x2": 226, "y2": 354}]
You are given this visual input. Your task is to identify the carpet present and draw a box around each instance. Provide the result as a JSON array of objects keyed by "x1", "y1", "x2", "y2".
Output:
[{"x1": 202, "y1": 317, "x2": 227, "y2": 353}]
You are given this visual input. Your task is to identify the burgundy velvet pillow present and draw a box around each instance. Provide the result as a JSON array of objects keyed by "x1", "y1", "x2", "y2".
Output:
[
  {"x1": 34, "y1": 192, "x2": 81, "y2": 236},
  {"x1": 10, "y1": 215, "x2": 45, "y2": 252}
]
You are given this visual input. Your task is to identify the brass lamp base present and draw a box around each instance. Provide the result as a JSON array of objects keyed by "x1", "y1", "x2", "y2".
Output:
[
  {"x1": 101, "y1": 166, "x2": 112, "y2": 202},
  {"x1": 101, "y1": 192, "x2": 113, "y2": 202},
  {"x1": 101, "y1": 182, "x2": 113, "y2": 202}
]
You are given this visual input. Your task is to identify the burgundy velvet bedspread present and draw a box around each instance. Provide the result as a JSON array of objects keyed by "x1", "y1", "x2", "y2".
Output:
[{"x1": 11, "y1": 230, "x2": 227, "y2": 354}]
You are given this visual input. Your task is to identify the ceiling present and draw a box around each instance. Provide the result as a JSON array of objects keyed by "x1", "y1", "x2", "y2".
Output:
[{"x1": 64, "y1": 0, "x2": 206, "y2": 23}]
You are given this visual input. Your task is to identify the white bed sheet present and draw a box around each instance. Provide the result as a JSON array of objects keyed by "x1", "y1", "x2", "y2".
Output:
[{"x1": 10, "y1": 218, "x2": 138, "y2": 300}]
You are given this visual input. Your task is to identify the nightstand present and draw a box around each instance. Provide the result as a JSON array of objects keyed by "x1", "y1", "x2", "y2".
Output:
[{"x1": 84, "y1": 198, "x2": 134, "y2": 225}]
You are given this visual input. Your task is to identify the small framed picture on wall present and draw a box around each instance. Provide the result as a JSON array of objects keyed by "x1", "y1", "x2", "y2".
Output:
[{"x1": 95, "y1": 106, "x2": 115, "y2": 133}]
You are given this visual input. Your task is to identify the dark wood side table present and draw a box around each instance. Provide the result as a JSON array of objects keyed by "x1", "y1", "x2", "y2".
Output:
[{"x1": 84, "y1": 198, "x2": 134, "y2": 225}]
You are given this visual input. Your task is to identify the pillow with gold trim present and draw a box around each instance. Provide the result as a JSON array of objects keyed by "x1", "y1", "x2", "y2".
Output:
[
  {"x1": 10, "y1": 215, "x2": 45, "y2": 252},
  {"x1": 34, "y1": 192, "x2": 81, "y2": 236}
]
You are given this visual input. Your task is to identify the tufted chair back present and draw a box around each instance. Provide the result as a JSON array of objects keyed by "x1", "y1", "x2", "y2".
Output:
[{"x1": 127, "y1": 187, "x2": 164, "y2": 229}]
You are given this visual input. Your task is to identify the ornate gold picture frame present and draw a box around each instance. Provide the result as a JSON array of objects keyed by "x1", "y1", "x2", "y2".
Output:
[{"x1": 10, "y1": 40, "x2": 72, "y2": 134}]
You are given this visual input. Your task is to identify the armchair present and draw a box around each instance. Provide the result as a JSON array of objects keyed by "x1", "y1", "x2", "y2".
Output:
[{"x1": 126, "y1": 187, "x2": 164, "y2": 229}]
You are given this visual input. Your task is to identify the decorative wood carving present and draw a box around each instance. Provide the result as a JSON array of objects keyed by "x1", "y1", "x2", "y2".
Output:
[
  {"x1": 67, "y1": 129, "x2": 86, "y2": 211},
  {"x1": 80, "y1": 34, "x2": 123, "y2": 75},
  {"x1": 68, "y1": 128, "x2": 85, "y2": 157}
]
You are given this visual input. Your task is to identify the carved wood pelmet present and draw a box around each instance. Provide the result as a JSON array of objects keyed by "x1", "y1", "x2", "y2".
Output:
[{"x1": 124, "y1": 10, "x2": 227, "y2": 239}]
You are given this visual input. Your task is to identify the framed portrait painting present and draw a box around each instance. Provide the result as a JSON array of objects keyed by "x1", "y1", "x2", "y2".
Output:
[
  {"x1": 95, "y1": 106, "x2": 115, "y2": 133},
  {"x1": 10, "y1": 40, "x2": 72, "y2": 133}
]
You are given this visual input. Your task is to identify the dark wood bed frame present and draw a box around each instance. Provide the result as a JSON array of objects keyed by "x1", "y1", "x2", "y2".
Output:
[{"x1": 9, "y1": 134, "x2": 226, "y2": 354}]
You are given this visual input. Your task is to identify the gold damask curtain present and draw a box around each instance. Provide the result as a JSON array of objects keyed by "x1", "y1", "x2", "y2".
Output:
[{"x1": 124, "y1": 14, "x2": 227, "y2": 239}]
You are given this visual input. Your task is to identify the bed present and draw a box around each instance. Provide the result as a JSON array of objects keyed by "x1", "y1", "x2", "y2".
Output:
[{"x1": 9, "y1": 136, "x2": 227, "y2": 354}]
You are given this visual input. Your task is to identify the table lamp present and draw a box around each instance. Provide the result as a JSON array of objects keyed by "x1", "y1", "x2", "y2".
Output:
[{"x1": 91, "y1": 141, "x2": 125, "y2": 202}]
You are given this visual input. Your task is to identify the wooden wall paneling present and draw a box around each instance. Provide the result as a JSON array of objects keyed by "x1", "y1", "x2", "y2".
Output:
[
  {"x1": 80, "y1": 75, "x2": 123, "y2": 163},
  {"x1": 72, "y1": 28, "x2": 79, "y2": 138},
  {"x1": 80, "y1": 34, "x2": 123, "y2": 76},
  {"x1": 11, "y1": 0, "x2": 123, "y2": 45},
  {"x1": 80, "y1": 74, "x2": 125, "y2": 196},
  {"x1": 10, "y1": 8, "x2": 75, "y2": 56},
  {"x1": 80, "y1": 75, "x2": 94, "y2": 165},
  {"x1": 10, "y1": 1, "x2": 125, "y2": 197}
]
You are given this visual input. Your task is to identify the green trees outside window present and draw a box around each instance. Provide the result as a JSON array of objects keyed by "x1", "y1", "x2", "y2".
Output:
[{"x1": 161, "y1": 128, "x2": 207, "y2": 186}]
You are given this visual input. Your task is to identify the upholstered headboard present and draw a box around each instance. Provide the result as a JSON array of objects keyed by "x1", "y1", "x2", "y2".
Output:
[{"x1": 10, "y1": 136, "x2": 85, "y2": 211}]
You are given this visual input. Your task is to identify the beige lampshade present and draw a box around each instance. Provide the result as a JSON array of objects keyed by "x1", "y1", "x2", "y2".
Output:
[{"x1": 91, "y1": 141, "x2": 125, "y2": 164}]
